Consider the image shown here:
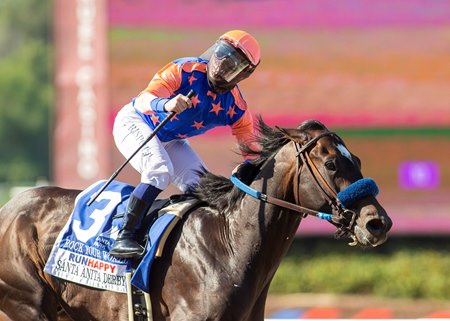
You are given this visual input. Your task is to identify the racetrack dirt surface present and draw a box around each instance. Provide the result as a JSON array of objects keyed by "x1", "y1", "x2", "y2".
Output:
[{"x1": 265, "y1": 293, "x2": 450, "y2": 319}]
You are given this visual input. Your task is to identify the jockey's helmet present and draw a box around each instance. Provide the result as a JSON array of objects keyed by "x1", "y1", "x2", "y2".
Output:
[{"x1": 206, "y1": 30, "x2": 261, "y2": 93}]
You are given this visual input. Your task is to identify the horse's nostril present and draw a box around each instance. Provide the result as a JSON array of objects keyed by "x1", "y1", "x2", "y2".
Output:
[{"x1": 366, "y1": 218, "x2": 385, "y2": 235}]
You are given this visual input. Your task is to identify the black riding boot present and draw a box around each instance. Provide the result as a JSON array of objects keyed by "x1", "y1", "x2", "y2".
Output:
[{"x1": 109, "y1": 195, "x2": 150, "y2": 258}]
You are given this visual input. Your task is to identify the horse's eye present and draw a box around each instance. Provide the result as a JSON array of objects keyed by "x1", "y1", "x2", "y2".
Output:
[{"x1": 325, "y1": 160, "x2": 336, "y2": 171}]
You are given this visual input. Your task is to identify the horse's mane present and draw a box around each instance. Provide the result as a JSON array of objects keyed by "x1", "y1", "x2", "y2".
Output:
[{"x1": 190, "y1": 117, "x2": 327, "y2": 212}]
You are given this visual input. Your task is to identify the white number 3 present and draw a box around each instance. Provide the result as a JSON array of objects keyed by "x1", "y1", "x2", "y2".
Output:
[{"x1": 72, "y1": 191, "x2": 122, "y2": 242}]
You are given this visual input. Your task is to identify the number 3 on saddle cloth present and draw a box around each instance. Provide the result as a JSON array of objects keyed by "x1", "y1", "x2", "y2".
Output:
[{"x1": 44, "y1": 180, "x2": 199, "y2": 294}]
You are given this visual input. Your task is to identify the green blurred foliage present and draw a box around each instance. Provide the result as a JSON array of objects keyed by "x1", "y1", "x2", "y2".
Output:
[
  {"x1": 0, "y1": 0, "x2": 53, "y2": 183},
  {"x1": 270, "y1": 237, "x2": 450, "y2": 300}
]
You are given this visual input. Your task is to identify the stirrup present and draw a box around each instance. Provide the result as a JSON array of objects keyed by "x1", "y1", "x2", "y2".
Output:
[{"x1": 109, "y1": 239, "x2": 145, "y2": 259}]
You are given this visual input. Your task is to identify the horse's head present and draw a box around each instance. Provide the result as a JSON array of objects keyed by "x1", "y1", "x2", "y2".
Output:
[{"x1": 277, "y1": 120, "x2": 392, "y2": 247}]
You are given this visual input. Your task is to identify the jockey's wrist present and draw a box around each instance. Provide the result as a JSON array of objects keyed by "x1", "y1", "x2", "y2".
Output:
[{"x1": 151, "y1": 98, "x2": 170, "y2": 113}]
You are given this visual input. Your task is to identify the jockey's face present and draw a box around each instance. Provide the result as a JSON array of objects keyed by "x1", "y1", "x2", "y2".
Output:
[{"x1": 207, "y1": 40, "x2": 255, "y2": 94}]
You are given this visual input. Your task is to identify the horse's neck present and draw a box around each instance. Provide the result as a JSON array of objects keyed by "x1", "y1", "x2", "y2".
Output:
[{"x1": 226, "y1": 154, "x2": 300, "y2": 281}]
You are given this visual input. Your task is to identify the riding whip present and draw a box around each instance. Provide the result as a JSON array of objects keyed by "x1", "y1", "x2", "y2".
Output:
[{"x1": 87, "y1": 89, "x2": 195, "y2": 206}]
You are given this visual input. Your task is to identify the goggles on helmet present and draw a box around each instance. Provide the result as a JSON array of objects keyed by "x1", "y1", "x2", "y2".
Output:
[{"x1": 212, "y1": 40, "x2": 256, "y2": 83}]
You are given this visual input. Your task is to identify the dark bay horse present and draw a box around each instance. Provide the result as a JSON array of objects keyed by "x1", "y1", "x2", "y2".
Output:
[{"x1": 0, "y1": 119, "x2": 392, "y2": 321}]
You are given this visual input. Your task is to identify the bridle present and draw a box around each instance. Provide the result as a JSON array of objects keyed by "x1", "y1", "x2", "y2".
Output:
[
  {"x1": 293, "y1": 132, "x2": 358, "y2": 238},
  {"x1": 230, "y1": 131, "x2": 359, "y2": 239}
]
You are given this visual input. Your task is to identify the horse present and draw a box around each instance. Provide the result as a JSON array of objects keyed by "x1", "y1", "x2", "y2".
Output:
[{"x1": 0, "y1": 118, "x2": 392, "y2": 321}]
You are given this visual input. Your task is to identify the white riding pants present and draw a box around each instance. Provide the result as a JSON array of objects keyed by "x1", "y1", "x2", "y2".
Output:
[{"x1": 113, "y1": 103, "x2": 207, "y2": 192}]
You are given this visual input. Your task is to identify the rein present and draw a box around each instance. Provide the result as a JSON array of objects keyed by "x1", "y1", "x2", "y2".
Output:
[
  {"x1": 230, "y1": 131, "x2": 380, "y2": 238},
  {"x1": 230, "y1": 174, "x2": 333, "y2": 221}
]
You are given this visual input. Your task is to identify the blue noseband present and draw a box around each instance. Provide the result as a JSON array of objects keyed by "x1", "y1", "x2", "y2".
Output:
[{"x1": 337, "y1": 178, "x2": 379, "y2": 208}]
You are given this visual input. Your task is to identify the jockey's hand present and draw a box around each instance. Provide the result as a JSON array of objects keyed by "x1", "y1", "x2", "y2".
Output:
[{"x1": 164, "y1": 93, "x2": 193, "y2": 114}]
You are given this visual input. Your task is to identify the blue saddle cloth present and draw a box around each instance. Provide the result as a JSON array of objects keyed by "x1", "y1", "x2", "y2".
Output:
[{"x1": 44, "y1": 180, "x2": 179, "y2": 293}]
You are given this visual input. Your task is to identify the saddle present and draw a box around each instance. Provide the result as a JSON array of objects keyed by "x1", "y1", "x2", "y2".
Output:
[
  {"x1": 115, "y1": 194, "x2": 199, "y2": 256},
  {"x1": 133, "y1": 194, "x2": 201, "y2": 260}
]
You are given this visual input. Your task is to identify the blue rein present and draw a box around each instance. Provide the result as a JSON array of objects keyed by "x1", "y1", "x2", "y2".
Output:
[
  {"x1": 230, "y1": 173, "x2": 379, "y2": 223},
  {"x1": 230, "y1": 174, "x2": 334, "y2": 221}
]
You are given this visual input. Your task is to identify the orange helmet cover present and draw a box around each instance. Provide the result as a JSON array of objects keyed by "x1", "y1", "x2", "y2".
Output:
[{"x1": 219, "y1": 30, "x2": 261, "y2": 66}]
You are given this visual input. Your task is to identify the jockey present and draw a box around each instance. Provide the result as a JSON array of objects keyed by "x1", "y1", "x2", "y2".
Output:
[{"x1": 110, "y1": 30, "x2": 261, "y2": 258}]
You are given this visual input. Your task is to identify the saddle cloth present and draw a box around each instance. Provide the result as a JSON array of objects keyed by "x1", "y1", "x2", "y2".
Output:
[{"x1": 44, "y1": 180, "x2": 198, "y2": 293}]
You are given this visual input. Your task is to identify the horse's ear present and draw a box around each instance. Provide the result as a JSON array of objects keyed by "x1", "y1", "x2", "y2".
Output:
[{"x1": 275, "y1": 126, "x2": 309, "y2": 143}]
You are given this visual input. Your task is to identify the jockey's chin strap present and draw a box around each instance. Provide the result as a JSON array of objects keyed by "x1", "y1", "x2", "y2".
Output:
[{"x1": 230, "y1": 131, "x2": 380, "y2": 239}]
